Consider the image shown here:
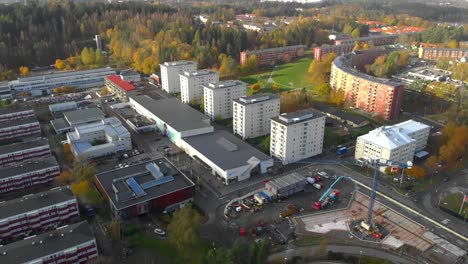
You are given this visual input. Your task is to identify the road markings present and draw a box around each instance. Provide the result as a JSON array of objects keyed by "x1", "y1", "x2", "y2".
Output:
[{"x1": 352, "y1": 179, "x2": 468, "y2": 242}]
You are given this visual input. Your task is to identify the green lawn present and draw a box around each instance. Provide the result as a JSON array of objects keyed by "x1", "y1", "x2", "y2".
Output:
[
  {"x1": 126, "y1": 229, "x2": 178, "y2": 257},
  {"x1": 441, "y1": 192, "x2": 468, "y2": 215},
  {"x1": 323, "y1": 127, "x2": 342, "y2": 148}
]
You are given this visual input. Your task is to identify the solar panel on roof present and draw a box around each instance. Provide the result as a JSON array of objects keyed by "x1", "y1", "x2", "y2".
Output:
[
  {"x1": 126, "y1": 177, "x2": 145, "y2": 197},
  {"x1": 140, "y1": 176, "x2": 175, "y2": 190},
  {"x1": 145, "y1": 162, "x2": 164, "y2": 179}
]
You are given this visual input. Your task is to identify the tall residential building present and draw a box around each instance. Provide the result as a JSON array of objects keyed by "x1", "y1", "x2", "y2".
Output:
[
  {"x1": 233, "y1": 93, "x2": 280, "y2": 139},
  {"x1": 270, "y1": 109, "x2": 325, "y2": 165},
  {"x1": 355, "y1": 120, "x2": 430, "y2": 164},
  {"x1": 180, "y1": 70, "x2": 219, "y2": 104},
  {"x1": 203, "y1": 80, "x2": 247, "y2": 120},
  {"x1": 0, "y1": 221, "x2": 98, "y2": 264},
  {"x1": 160, "y1": 61, "x2": 197, "y2": 94}
]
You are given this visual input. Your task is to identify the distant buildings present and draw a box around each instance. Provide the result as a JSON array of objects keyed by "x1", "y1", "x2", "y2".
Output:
[
  {"x1": 0, "y1": 139, "x2": 51, "y2": 167},
  {"x1": 313, "y1": 44, "x2": 354, "y2": 61},
  {"x1": 0, "y1": 82, "x2": 12, "y2": 99},
  {"x1": 0, "y1": 116, "x2": 41, "y2": 141},
  {"x1": 119, "y1": 69, "x2": 141, "y2": 82},
  {"x1": 203, "y1": 81, "x2": 247, "y2": 120},
  {"x1": 95, "y1": 158, "x2": 195, "y2": 219},
  {"x1": 418, "y1": 47, "x2": 468, "y2": 61},
  {"x1": 66, "y1": 117, "x2": 131, "y2": 160},
  {"x1": 330, "y1": 51, "x2": 404, "y2": 120},
  {"x1": 355, "y1": 120, "x2": 430, "y2": 164},
  {"x1": 0, "y1": 156, "x2": 59, "y2": 195},
  {"x1": 0, "y1": 221, "x2": 98, "y2": 264},
  {"x1": 233, "y1": 93, "x2": 280, "y2": 139},
  {"x1": 7, "y1": 67, "x2": 115, "y2": 96},
  {"x1": 180, "y1": 70, "x2": 219, "y2": 104},
  {"x1": 0, "y1": 186, "x2": 79, "y2": 243},
  {"x1": 240, "y1": 45, "x2": 307, "y2": 67},
  {"x1": 105, "y1": 75, "x2": 136, "y2": 101},
  {"x1": 160, "y1": 61, "x2": 198, "y2": 93},
  {"x1": 270, "y1": 109, "x2": 325, "y2": 165}
]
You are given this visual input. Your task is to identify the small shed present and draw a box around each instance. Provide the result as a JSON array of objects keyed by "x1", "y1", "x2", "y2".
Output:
[{"x1": 265, "y1": 172, "x2": 306, "y2": 198}]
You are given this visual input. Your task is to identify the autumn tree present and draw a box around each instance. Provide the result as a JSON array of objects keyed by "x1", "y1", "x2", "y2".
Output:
[
  {"x1": 81, "y1": 47, "x2": 96, "y2": 65},
  {"x1": 219, "y1": 54, "x2": 238, "y2": 78},
  {"x1": 328, "y1": 89, "x2": 345, "y2": 106},
  {"x1": 241, "y1": 55, "x2": 259, "y2": 74},
  {"x1": 95, "y1": 49, "x2": 104, "y2": 66},
  {"x1": 251, "y1": 83, "x2": 261, "y2": 94},
  {"x1": 351, "y1": 28, "x2": 361, "y2": 38},
  {"x1": 19, "y1": 66, "x2": 30, "y2": 77},
  {"x1": 262, "y1": 135, "x2": 270, "y2": 153},
  {"x1": 71, "y1": 162, "x2": 96, "y2": 183},
  {"x1": 316, "y1": 83, "x2": 331, "y2": 96},
  {"x1": 63, "y1": 143, "x2": 74, "y2": 163},
  {"x1": 425, "y1": 155, "x2": 439, "y2": 170},
  {"x1": 55, "y1": 59, "x2": 66, "y2": 70},
  {"x1": 308, "y1": 53, "x2": 336, "y2": 85},
  {"x1": 451, "y1": 62, "x2": 468, "y2": 82},
  {"x1": 446, "y1": 39, "x2": 459, "y2": 48},
  {"x1": 71, "y1": 180, "x2": 90, "y2": 197},
  {"x1": 100, "y1": 87, "x2": 110, "y2": 95},
  {"x1": 272, "y1": 83, "x2": 279, "y2": 93},
  {"x1": 54, "y1": 171, "x2": 72, "y2": 185},
  {"x1": 405, "y1": 165, "x2": 427, "y2": 180}
]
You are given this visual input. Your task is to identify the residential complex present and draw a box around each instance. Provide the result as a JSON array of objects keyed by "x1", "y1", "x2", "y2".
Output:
[
  {"x1": 66, "y1": 117, "x2": 132, "y2": 160},
  {"x1": 0, "y1": 107, "x2": 34, "y2": 122},
  {"x1": 0, "y1": 116, "x2": 41, "y2": 141},
  {"x1": 105, "y1": 74, "x2": 136, "y2": 101},
  {"x1": 160, "y1": 61, "x2": 198, "y2": 93},
  {"x1": 330, "y1": 52, "x2": 404, "y2": 119},
  {"x1": 0, "y1": 139, "x2": 51, "y2": 167},
  {"x1": 233, "y1": 93, "x2": 280, "y2": 139},
  {"x1": 0, "y1": 156, "x2": 60, "y2": 195},
  {"x1": 6, "y1": 67, "x2": 115, "y2": 96},
  {"x1": 180, "y1": 70, "x2": 219, "y2": 104},
  {"x1": 270, "y1": 109, "x2": 325, "y2": 165},
  {"x1": 0, "y1": 221, "x2": 98, "y2": 264},
  {"x1": 0, "y1": 186, "x2": 79, "y2": 243},
  {"x1": 240, "y1": 45, "x2": 306, "y2": 66},
  {"x1": 95, "y1": 158, "x2": 195, "y2": 219},
  {"x1": 313, "y1": 44, "x2": 354, "y2": 61},
  {"x1": 355, "y1": 120, "x2": 430, "y2": 164},
  {"x1": 203, "y1": 80, "x2": 247, "y2": 120},
  {"x1": 418, "y1": 47, "x2": 468, "y2": 61}
]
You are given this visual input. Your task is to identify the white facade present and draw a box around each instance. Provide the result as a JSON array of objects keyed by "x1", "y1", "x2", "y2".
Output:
[
  {"x1": 354, "y1": 120, "x2": 430, "y2": 164},
  {"x1": 203, "y1": 81, "x2": 247, "y2": 120},
  {"x1": 67, "y1": 117, "x2": 131, "y2": 160},
  {"x1": 180, "y1": 70, "x2": 219, "y2": 104},
  {"x1": 233, "y1": 94, "x2": 280, "y2": 139},
  {"x1": 160, "y1": 61, "x2": 197, "y2": 94},
  {"x1": 270, "y1": 110, "x2": 325, "y2": 165}
]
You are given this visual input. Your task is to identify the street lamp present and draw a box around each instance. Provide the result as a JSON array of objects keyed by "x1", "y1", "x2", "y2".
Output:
[
  {"x1": 359, "y1": 251, "x2": 363, "y2": 264},
  {"x1": 284, "y1": 257, "x2": 288, "y2": 264}
]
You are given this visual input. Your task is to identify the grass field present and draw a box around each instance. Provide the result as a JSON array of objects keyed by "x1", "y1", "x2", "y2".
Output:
[{"x1": 441, "y1": 192, "x2": 468, "y2": 216}]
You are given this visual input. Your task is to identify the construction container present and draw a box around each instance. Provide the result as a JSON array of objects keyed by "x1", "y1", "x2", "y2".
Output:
[{"x1": 265, "y1": 172, "x2": 307, "y2": 198}]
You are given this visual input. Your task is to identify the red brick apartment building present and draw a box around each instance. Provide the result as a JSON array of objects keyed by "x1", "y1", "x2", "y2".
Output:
[
  {"x1": 240, "y1": 45, "x2": 307, "y2": 67},
  {"x1": 418, "y1": 47, "x2": 468, "y2": 61},
  {"x1": 330, "y1": 51, "x2": 404, "y2": 120},
  {"x1": 0, "y1": 139, "x2": 51, "y2": 167},
  {"x1": 0, "y1": 186, "x2": 79, "y2": 243}
]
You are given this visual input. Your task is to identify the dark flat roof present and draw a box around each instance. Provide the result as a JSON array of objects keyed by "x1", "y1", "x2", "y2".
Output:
[
  {"x1": 244, "y1": 45, "x2": 307, "y2": 55},
  {"x1": 0, "y1": 107, "x2": 33, "y2": 115},
  {"x1": 233, "y1": 93, "x2": 279, "y2": 106},
  {"x1": 0, "y1": 221, "x2": 94, "y2": 263},
  {"x1": 0, "y1": 156, "x2": 58, "y2": 179},
  {"x1": 0, "y1": 186, "x2": 75, "y2": 220},
  {"x1": 182, "y1": 130, "x2": 272, "y2": 171},
  {"x1": 312, "y1": 102, "x2": 368, "y2": 125},
  {"x1": 0, "y1": 116, "x2": 38, "y2": 129},
  {"x1": 0, "y1": 139, "x2": 49, "y2": 155},
  {"x1": 271, "y1": 109, "x2": 324, "y2": 126},
  {"x1": 95, "y1": 158, "x2": 194, "y2": 210},
  {"x1": 129, "y1": 94, "x2": 212, "y2": 132},
  {"x1": 63, "y1": 108, "x2": 105, "y2": 125}
]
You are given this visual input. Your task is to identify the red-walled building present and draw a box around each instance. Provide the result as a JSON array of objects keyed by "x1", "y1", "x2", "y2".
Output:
[
  {"x1": 0, "y1": 116, "x2": 41, "y2": 141},
  {"x1": 313, "y1": 44, "x2": 354, "y2": 61},
  {"x1": 0, "y1": 139, "x2": 51, "y2": 167},
  {"x1": 330, "y1": 52, "x2": 404, "y2": 120},
  {"x1": 95, "y1": 158, "x2": 195, "y2": 220},
  {"x1": 334, "y1": 34, "x2": 398, "y2": 46},
  {"x1": 240, "y1": 45, "x2": 307, "y2": 67},
  {"x1": 418, "y1": 47, "x2": 468, "y2": 61},
  {"x1": 0, "y1": 186, "x2": 79, "y2": 243},
  {"x1": 0, "y1": 221, "x2": 97, "y2": 264}
]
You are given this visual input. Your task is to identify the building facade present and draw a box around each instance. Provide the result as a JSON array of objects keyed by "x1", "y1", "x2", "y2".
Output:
[
  {"x1": 0, "y1": 157, "x2": 60, "y2": 195},
  {"x1": 105, "y1": 75, "x2": 136, "y2": 101},
  {"x1": 0, "y1": 139, "x2": 51, "y2": 167},
  {"x1": 67, "y1": 117, "x2": 132, "y2": 160},
  {"x1": 355, "y1": 120, "x2": 430, "y2": 164},
  {"x1": 330, "y1": 53, "x2": 404, "y2": 120},
  {"x1": 270, "y1": 109, "x2": 325, "y2": 165},
  {"x1": 0, "y1": 108, "x2": 34, "y2": 123},
  {"x1": 160, "y1": 61, "x2": 198, "y2": 94},
  {"x1": 180, "y1": 70, "x2": 219, "y2": 104},
  {"x1": 233, "y1": 94, "x2": 280, "y2": 139},
  {"x1": 418, "y1": 47, "x2": 468, "y2": 61},
  {"x1": 203, "y1": 81, "x2": 247, "y2": 120},
  {"x1": 313, "y1": 44, "x2": 354, "y2": 61},
  {"x1": 0, "y1": 117, "x2": 41, "y2": 141},
  {"x1": 334, "y1": 34, "x2": 398, "y2": 46},
  {"x1": 240, "y1": 45, "x2": 307, "y2": 66},
  {"x1": 0, "y1": 186, "x2": 79, "y2": 243},
  {"x1": 0, "y1": 83, "x2": 12, "y2": 99},
  {"x1": 49, "y1": 102, "x2": 78, "y2": 113},
  {"x1": 0, "y1": 221, "x2": 98, "y2": 264}
]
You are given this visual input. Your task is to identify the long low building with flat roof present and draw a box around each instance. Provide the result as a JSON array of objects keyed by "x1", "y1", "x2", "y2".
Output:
[
  {"x1": 178, "y1": 130, "x2": 274, "y2": 185},
  {"x1": 63, "y1": 107, "x2": 105, "y2": 128},
  {"x1": 0, "y1": 139, "x2": 51, "y2": 167},
  {"x1": 0, "y1": 156, "x2": 60, "y2": 195},
  {"x1": 95, "y1": 158, "x2": 195, "y2": 219},
  {"x1": 0, "y1": 221, "x2": 98, "y2": 264},
  {"x1": 128, "y1": 94, "x2": 214, "y2": 143},
  {"x1": 0, "y1": 107, "x2": 34, "y2": 122},
  {"x1": 0, "y1": 116, "x2": 41, "y2": 141},
  {"x1": 0, "y1": 186, "x2": 79, "y2": 243}
]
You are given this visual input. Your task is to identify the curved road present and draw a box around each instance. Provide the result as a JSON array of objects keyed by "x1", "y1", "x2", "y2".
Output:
[{"x1": 268, "y1": 245, "x2": 416, "y2": 264}]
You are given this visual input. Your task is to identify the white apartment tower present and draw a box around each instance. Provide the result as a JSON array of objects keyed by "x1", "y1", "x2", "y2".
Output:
[
  {"x1": 203, "y1": 81, "x2": 247, "y2": 120},
  {"x1": 355, "y1": 120, "x2": 430, "y2": 164},
  {"x1": 160, "y1": 61, "x2": 197, "y2": 93},
  {"x1": 270, "y1": 109, "x2": 325, "y2": 165},
  {"x1": 180, "y1": 70, "x2": 219, "y2": 104},
  {"x1": 233, "y1": 93, "x2": 280, "y2": 139}
]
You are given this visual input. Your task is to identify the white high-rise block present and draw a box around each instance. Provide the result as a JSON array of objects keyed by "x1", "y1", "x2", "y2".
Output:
[
  {"x1": 180, "y1": 70, "x2": 219, "y2": 104},
  {"x1": 203, "y1": 81, "x2": 247, "y2": 120},
  {"x1": 160, "y1": 61, "x2": 197, "y2": 93}
]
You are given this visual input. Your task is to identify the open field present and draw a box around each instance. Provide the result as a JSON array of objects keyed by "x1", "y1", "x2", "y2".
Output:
[{"x1": 441, "y1": 192, "x2": 468, "y2": 216}]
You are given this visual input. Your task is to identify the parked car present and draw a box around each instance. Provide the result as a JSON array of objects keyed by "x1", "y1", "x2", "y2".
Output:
[{"x1": 154, "y1": 228, "x2": 166, "y2": 236}]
